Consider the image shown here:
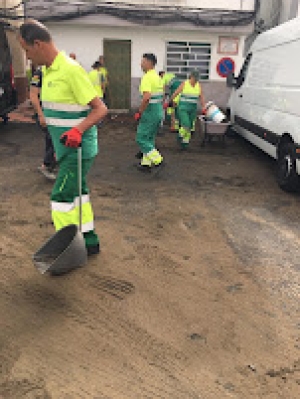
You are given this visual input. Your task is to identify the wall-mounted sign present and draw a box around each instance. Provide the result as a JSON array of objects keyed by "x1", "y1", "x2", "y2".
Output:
[
  {"x1": 218, "y1": 37, "x2": 239, "y2": 55},
  {"x1": 216, "y1": 57, "x2": 235, "y2": 78}
]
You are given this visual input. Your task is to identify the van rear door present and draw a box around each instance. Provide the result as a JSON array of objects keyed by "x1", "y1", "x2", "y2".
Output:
[{"x1": 0, "y1": 24, "x2": 17, "y2": 117}]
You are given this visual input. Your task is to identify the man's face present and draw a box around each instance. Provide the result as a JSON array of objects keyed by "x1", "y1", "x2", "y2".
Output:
[
  {"x1": 19, "y1": 37, "x2": 46, "y2": 66},
  {"x1": 141, "y1": 57, "x2": 149, "y2": 72}
]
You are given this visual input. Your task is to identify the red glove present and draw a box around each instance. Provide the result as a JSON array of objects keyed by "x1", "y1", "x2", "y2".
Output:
[
  {"x1": 202, "y1": 108, "x2": 207, "y2": 115},
  {"x1": 60, "y1": 127, "x2": 82, "y2": 148},
  {"x1": 134, "y1": 112, "x2": 141, "y2": 121},
  {"x1": 163, "y1": 101, "x2": 169, "y2": 110}
]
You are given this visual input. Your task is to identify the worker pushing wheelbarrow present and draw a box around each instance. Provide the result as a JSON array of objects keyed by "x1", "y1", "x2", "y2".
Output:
[{"x1": 164, "y1": 70, "x2": 206, "y2": 150}]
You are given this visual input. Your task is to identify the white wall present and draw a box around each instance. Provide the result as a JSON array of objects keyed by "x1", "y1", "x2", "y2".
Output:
[
  {"x1": 47, "y1": 23, "x2": 246, "y2": 81},
  {"x1": 186, "y1": 0, "x2": 255, "y2": 10}
]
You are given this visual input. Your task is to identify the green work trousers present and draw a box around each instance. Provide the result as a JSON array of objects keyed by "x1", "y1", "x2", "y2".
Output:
[
  {"x1": 178, "y1": 103, "x2": 197, "y2": 131},
  {"x1": 136, "y1": 104, "x2": 163, "y2": 154},
  {"x1": 51, "y1": 154, "x2": 99, "y2": 249},
  {"x1": 177, "y1": 103, "x2": 197, "y2": 148}
]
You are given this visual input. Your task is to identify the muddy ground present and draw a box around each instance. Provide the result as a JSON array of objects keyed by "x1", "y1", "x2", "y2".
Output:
[{"x1": 0, "y1": 117, "x2": 299, "y2": 399}]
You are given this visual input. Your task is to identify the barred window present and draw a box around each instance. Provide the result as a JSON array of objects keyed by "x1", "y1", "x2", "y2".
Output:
[{"x1": 166, "y1": 41, "x2": 211, "y2": 80}]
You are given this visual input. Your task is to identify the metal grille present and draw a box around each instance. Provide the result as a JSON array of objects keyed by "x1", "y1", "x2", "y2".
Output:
[{"x1": 166, "y1": 41, "x2": 211, "y2": 80}]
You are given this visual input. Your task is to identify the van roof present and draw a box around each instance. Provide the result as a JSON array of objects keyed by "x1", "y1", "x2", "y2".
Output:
[{"x1": 250, "y1": 16, "x2": 300, "y2": 53}]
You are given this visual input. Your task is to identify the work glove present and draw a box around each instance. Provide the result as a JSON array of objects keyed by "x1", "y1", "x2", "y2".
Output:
[
  {"x1": 60, "y1": 127, "x2": 82, "y2": 148},
  {"x1": 163, "y1": 101, "x2": 169, "y2": 110},
  {"x1": 166, "y1": 100, "x2": 175, "y2": 108},
  {"x1": 201, "y1": 107, "x2": 207, "y2": 115},
  {"x1": 134, "y1": 112, "x2": 141, "y2": 121}
]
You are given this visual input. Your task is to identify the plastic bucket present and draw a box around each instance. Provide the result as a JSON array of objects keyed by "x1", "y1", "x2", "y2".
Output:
[
  {"x1": 33, "y1": 224, "x2": 87, "y2": 276},
  {"x1": 205, "y1": 101, "x2": 225, "y2": 123}
]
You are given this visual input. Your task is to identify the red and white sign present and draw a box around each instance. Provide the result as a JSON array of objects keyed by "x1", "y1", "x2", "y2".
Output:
[{"x1": 216, "y1": 57, "x2": 235, "y2": 78}]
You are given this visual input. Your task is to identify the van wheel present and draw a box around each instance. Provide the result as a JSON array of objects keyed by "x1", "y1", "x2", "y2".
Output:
[{"x1": 277, "y1": 143, "x2": 300, "y2": 192}]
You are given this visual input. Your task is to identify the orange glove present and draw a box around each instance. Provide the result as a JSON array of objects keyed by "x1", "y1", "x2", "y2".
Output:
[
  {"x1": 167, "y1": 100, "x2": 175, "y2": 108},
  {"x1": 134, "y1": 112, "x2": 141, "y2": 121},
  {"x1": 60, "y1": 127, "x2": 82, "y2": 148}
]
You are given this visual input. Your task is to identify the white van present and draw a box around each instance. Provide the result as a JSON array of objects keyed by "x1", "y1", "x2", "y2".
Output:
[{"x1": 227, "y1": 17, "x2": 300, "y2": 192}]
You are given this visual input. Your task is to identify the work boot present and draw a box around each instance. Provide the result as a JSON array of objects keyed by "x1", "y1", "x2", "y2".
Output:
[
  {"x1": 177, "y1": 134, "x2": 183, "y2": 144},
  {"x1": 135, "y1": 151, "x2": 143, "y2": 159},
  {"x1": 136, "y1": 164, "x2": 152, "y2": 173},
  {"x1": 37, "y1": 164, "x2": 56, "y2": 181},
  {"x1": 180, "y1": 143, "x2": 189, "y2": 151},
  {"x1": 86, "y1": 243, "x2": 100, "y2": 256}
]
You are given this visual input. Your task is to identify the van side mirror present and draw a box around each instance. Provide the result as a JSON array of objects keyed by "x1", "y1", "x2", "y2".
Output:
[{"x1": 226, "y1": 72, "x2": 237, "y2": 88}]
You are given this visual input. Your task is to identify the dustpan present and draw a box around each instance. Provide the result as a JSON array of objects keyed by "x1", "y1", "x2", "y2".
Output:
[{"x1": 33, "y1": 146, "x2": 88, "y2": 275}]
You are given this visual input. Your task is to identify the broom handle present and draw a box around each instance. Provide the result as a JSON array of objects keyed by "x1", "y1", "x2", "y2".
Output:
[{"x1": 78, "y1": 146, "x2": 82, "y2": 233}]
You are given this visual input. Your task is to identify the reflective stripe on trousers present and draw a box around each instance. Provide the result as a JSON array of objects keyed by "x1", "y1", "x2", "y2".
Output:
[
  {"x1": 141, "y1": 149, "x2": 163, "y2": 166},
  {"x1": 179, "y1": 126, "x2": 191, "y2": 144},
  {"x1": 51, "y1": 194, "x2": 95, "y2": 233}
]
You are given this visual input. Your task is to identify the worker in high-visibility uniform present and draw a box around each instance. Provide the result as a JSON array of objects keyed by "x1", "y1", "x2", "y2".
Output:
[
  {"x1": 170, "y1": 70, "x2": 205, "y2": 149},
  {"x1": 19, "y1": 20, "x2": 107, "y2": 261},
  {"x1": 134, "y1": 53, "x2": 164, "y2": 174},
  {"x1": 88, "y1": 61, "x2": 104, "y2": 100},
  {"x1": 160, "y1": 71, "x2": 181, "y2": 132},
  {"x1": 30, "y1": 66, "x2": 57, "y2": 180},
  {"x1": 98, "y1": 56, "x2": 109, "y2": 105}
]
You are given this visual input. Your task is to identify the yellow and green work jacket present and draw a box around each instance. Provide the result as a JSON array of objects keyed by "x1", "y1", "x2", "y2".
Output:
[
  {"x1": 140, "y1": 69, "x2": 164, "y2": 112},
  {"x1": 161, "y1": 72, "x2": 175, "y2": 87},
  {"x1": 88, "y1": 69, "x2": 104, "y2": 99},
  {"x1": 41, "y1": 52, "x2": 99, "y2": 162},
  {"x1": 179, "y1": 79, "x2": 201, "y2": 110}
]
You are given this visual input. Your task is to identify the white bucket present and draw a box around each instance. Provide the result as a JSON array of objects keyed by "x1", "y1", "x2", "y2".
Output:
[{"x1": 205, "y1": 101, "x2": 225, "y2": 123}]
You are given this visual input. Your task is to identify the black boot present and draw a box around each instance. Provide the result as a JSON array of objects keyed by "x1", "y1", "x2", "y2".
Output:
[
  {"x1": 86, "y1": 243, "x2": 100, "y2": 256},
  {"x1": 136, "y1": 164, "x2": 152, "y2": 173}
]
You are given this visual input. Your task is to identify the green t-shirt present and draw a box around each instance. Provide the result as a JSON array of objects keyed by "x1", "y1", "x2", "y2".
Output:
[{"x1": 41, "y1": 52, "x2": 99, "y2": 161}]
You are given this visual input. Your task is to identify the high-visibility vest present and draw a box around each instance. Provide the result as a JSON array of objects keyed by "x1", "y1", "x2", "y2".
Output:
[{"x1": 180, "y1": 80, "x2": 201, "y2": 104}]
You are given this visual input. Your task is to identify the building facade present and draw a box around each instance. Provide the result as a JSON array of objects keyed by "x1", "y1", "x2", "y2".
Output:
[
  {"x1": 2, "y1": 0, "x2": 258, "y2": 108},
  {"x1": 29, "y1": 0, "x2": 256, "y2": 110}
]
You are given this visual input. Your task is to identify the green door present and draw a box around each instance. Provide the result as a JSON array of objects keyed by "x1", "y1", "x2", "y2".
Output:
[{"x1": 104, "y1": 39, "x2": 131, "y2": 110}]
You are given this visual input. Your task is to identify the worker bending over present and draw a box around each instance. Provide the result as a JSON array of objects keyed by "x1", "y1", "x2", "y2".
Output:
[{"x1": 160, "y1": 71, "x2": 181, "y2": 132}]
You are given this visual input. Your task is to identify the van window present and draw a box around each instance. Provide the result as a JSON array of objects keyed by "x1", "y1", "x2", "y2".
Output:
[{"x1": 236, "y1": 53, "x2": 252, "y2": 89}]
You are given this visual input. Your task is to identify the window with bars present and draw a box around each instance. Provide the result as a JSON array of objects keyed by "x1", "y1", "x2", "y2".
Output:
[{"x1": 166, "y1": 41, "x2": 211, "y2": 80}]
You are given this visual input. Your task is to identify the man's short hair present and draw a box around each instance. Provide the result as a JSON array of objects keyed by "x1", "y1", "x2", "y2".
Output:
[
  {"x1": 19, "y1": 20, "x2": 52, "y2": 45},
  {"x1": 92, "y1": 61, "x2": 101, "y2": 69},
  {"x1": 143, "y1": 53, "x2": 157, "y2": 66}
]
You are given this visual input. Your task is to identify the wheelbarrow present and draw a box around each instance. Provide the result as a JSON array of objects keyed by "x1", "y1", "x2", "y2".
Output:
[
  {"x1": 33, "y1": 147, "x2": 88, "y2": 276},
  {"x1": 198, "y1": 115, "x2": 231, "y2": 147}
]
